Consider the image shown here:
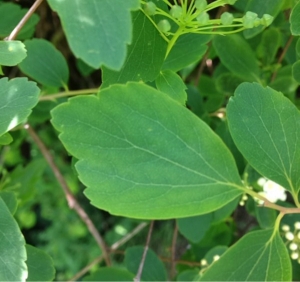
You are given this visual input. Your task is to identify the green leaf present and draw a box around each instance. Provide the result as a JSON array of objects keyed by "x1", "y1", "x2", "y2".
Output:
[
  {"x1": 102, "y1": 11, "x2": 167, "y2": 87},
  {"x1": 292, "y1": 60, "x2": 300, "y2": 84},
  {"x1": 290, "y1": 1, "x2": 300, "y2": 35},
  {"x1": 163, "y1": 34, "x2": 211, "y2": 72},
  {"x1": 47, "y1": 0, "x2": 140, "y2": 70},
  {"x1": 177, "y1": 270, "x2": 199, "y2": 281},
  {"x1": 255, "y1": 206, "x2": 277, "y2": 229},
  {"x1": 199, "y1": 229, "x2": 292, "y2": 281},
  {"x1": 227, "y1": 82, "x2": 300, "y2": 195},
  {"x1": 125, "y1": 246, "x2": 167, "y2": 281},
  {"x1": 0, "y1": 41, "x2": 26, "y2": 66},
  {"x1": 215, "y1": 73, "x2": 244, "y2": 97},
  {"x1": 51, "y1": 82, "x2": 242, "y2": 219},
  {"x1": 0, "y1": 191, "x2": 17, "y2": 214},
  {"x1": 19, "y1": 39, "x2": 69, "y2": 88},
  {"x1": 155, "y1": 70, "x2": 187, "y2": 104},
  {"x1": 0, "y1": 3, "x2": 39, "y2": 39},
  {"x1": 256, "y1": 27, "x2": 281, "y2": 65},
  {"x1": 0, "y1": 132, "x2": 13, "y2": 145},
  {"x1": 243, "y1": 0, "x2": 283, "y2": 39},
  {"x1": 177, "y1": 214, "x2": 212, "y2": 243},
  {"x1": 213, "y1": 34, "x2": 260, "y2": 82},
  {"x1": 0, "y1": 78, "x2": 40, "y2": 137},
  {"x1": 0, "y1": 197, "x2": 27, "y2": 281},
  {"x1": 83, "y1": 267, "x2": 134, "y2": 281},
  {"x1": 25, "y1": 245, "x2": 55, "y2": 282}
]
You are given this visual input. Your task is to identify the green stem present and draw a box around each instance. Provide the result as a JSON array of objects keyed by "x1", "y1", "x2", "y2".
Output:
[
  {"x1": 165, "y1": 26, "x2": 185, "y2": 58},
  {"x1": 39, "y1": 88, "x2": 99, "y2": 101}
]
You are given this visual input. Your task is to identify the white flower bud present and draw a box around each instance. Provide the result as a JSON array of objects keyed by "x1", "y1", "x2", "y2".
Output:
[
  {"x1": 291, "y1": 252, "x2": 299, "y2": 260},
  {"x1": 289, "y1": 242, "x2": 298, "y2": 251},
  {"x1": 285, "y1": 232, "x2": 295, "y2": 241}
]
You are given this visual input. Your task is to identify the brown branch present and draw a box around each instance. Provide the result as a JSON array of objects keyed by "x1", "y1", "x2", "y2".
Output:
[
  {"x1": 134, "y1": 221, "x2": 155, "y2": 282},
  {"x1": 6, "y1": 0, "x2": 44, "y2": 41},
  {"x1": 271, "y1": 35, "x2": 294, "y2": 82},
  {"x1": 68, "y1": 222, "x2": 148, "y2": 282},
  {"x1": 170, "y1": 221, "x2": 178, "y2": 279},
  {"x1": 25, "y1": 124, "x2": 111, "y2": 266}
]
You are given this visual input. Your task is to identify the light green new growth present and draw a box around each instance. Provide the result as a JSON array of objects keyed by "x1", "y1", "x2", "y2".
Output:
[{"x1": 141, "y1": 0, "x2": 273, "y2": 57}]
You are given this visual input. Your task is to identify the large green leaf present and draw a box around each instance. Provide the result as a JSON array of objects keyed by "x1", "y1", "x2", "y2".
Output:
[
  {"x1": 47, "y1": 0, "x2": 139, "y2": 70},
  {"x1": 290, "y1": 1, "x2": 300, "y2": 35},
  {"x1": 125, "y1": 246, "x2": 167, "y2": 281},
  {"x1": 163, "y1": 33, "x2": 211, "y2": 72},
  {"x1": 102, "y1": 10, "x2": 167, "y2": 87},
  {"x1": 25, "y1": 245, "x2": 55, "y2": 282},
  {"x1": 199, "y1": 229, "x2": 291, "y2": 281},
  {"x1": 83, "y1": 267, "x2": 134, "y2": 281},
  {"x1": 0, "y1": 78, "x2": 40, "y2": 137},
  {"x1": 213, "y1": 34, "x2": 260, "y2": 82},
  {"x1": 51, "y1": 82, "x2": 242, "y2": 219},
  {"x1": 0, "y1": 41, "x2": 26, "y2": 66},
  {"x1": 19, "y1": 39, "x2": 69, "y2": 88},
  {"x1": 227, "y1": 82, "x2": 300, "y2": 195},
  {"x1": 0, "y1": 198, "x2": 27, "y2": 281},
  {"x1": 243, "y1": 0, "x2": 282, "y2": 39}
]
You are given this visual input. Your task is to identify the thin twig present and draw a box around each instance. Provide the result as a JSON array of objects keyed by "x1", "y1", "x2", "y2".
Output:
[
  {"x1": 170, "y1": 221, "x2": 178, "y2": 279},
  {"x1": 134, "y1": 221, "x2": 155, "y2": 282},
  {"x1": 25, "y1": 124, "x2": 111, "y2": 266},
  {"x1": 6, "y1": 0, "x2": 44, "y2": 41},
  {"x1": 39, "y1": 88, "x2": 99, "y2": 101},
  {"x1": 271, "y1": 35, "x2": 294, "y2": 82},
  {"x1": 68, "y1": 222, "x2": 148, "y2": 282}
]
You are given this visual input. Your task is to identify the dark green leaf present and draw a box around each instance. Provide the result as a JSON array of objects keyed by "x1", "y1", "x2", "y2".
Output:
[
  {"x1": 0, "y1": 132, "x2": 13, "y2": 145},
  {"x1": 26, "y1": 245, "x2": 55, "y2": 282},
  {"x1": 155, "y1": 70, "x2": 187, "y2": 104},
  {"x1": 163, "y1": 33, "x2": 211, "y2": 72},
  {"x1": 51, "y1": 82, "x2": 243, "y2": 219},
  {"x1": 292, "y1": 60, "x2": 300, "y2": 84},
  {"x1": 213, "y1": 34, "x2": 260, "y2": 82},
  {"x1": 215, "y1": 73, "x2": 244, "y2": 97},
  {"x1": 227, "y1": 82, "x2": 300, "y2": 195},
  {"x1": 255, "y1": 206, "x2": 277, "y2": 229},
  {"x1": 199, "y1": 229, "x2": 291, "y2": 281},
  {"x1": 0, "y1": 78, "x2": 40, "y2": 136},
  {"x1": 102, "y1": 11, "x2": 167, "y2": 87},
  {"x1": 83, "y1": 267, "x2": 134, "y2": 281},
  {"x1": 47, "y1": 0, "x2": 140, "y2": 70},
  {"x1": 125, "y1": 246, "x2": 167, "y2": 281},
  {"x1": 0, "y1": 197, "x2": 27, "y2": 281},
  {"x1": 177, "y1": 214, "x2": 212, "y2": 243},
  {"x1": 19, "y1": 39, "x2": 69, "y2": 88},
  {"x1": 0, "y1": 41, "x2": 26, "y2": 66}
]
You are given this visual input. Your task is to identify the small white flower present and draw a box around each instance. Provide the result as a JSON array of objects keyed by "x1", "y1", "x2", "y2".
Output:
[
  {"x1": 289, "y1": 242, "x2": 298, "y2": 251},
  {"x1": 295, "y1": 222, "x2": 300, "y2": 230},
  {"x1": 201, "y1": 259, "x2": 208, "y2": 266},
  {"x1": 291, "y1": 252, "x2": 299, "y2": 260},
  {"x1": 257, "y1": 178, "x2": 287, "y2": 203},
  {"x1": 213, "y1": 255, "x2": 220, "y2": 261},
  {"x1": 282, "y1": 225, "x2": 290, "y2": 232},
  {"x1": 285, "y1": 232, "x2": 295, "y2": 241}
]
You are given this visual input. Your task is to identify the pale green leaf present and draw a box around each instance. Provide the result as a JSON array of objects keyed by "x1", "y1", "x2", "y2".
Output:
[
  {"x1": 102, "y1": 11, "x2": 167, "y2": 87},
  {"x1": 155, "y1": 70, "x2": 187, "y2": 105},
  {"x1": 243, "y1": 0, "x2": 282, "y2": 39},
  {"x1": 199, "y1": 229, "x2": 291, "y2": 281},
  {"x1": 213, "y1": 34, "x2": 260, "y2": 82},
  {"x1": 83, "y1": 267, "x2": 134, "y2": 281},
  {"x1": 125, "y1": 246, "x2": 167, "y2": 281},
  {"x1": 51, "y1": 82, "x2": 242, "y2": 219},
  {"x1": 19, "y1": 39, "x2": 69, "y2": 88},
  {"x1": 0, "y1": 41, "x2": 26, "y2": 66},
  {"x1": 0, "y1": 198, "x2": 27, "y2": 281},
  {"x1": 47, "y1": 0, "x2": 140, "y2": 70},
  {"x1": 0, "y1": 78, "x2": 40, "y2": 136},
  {"x1": 25, "y1": 245, "x2": 55, "y2": 282},
  {"x1": 290, "y1": 1, "x2": 300, "y2": 35},
  {"x1": 227, "y1": 82, "x2": 300, "y2": 195},
  {"x1": 177, "y1": 214, "x2": 212, "y2": 243},
  {"x1": 163, "y1": 33, "x2": 211, "y2": 72}
]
